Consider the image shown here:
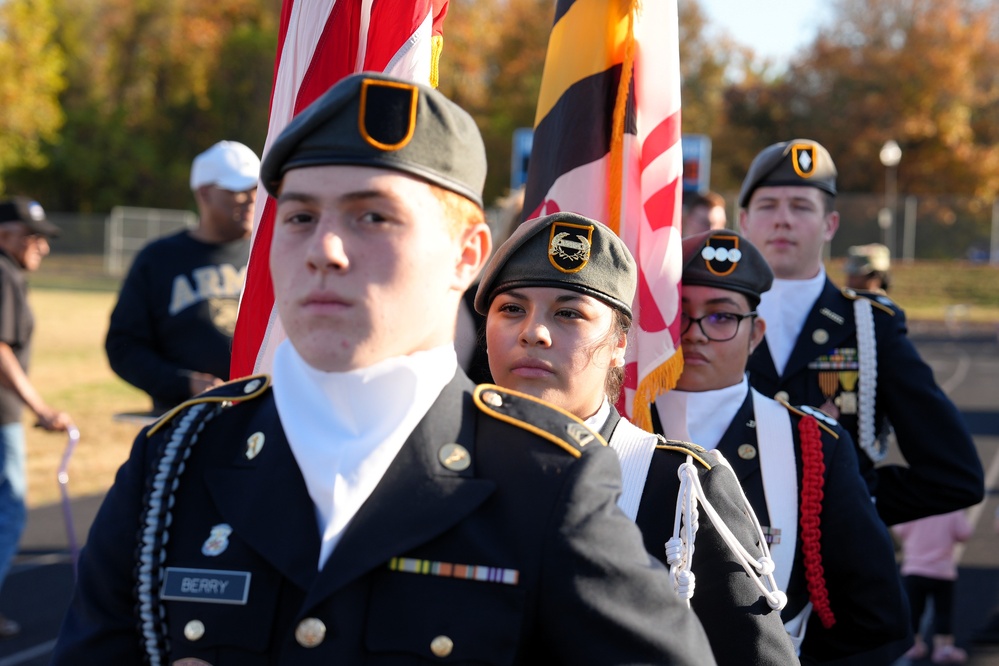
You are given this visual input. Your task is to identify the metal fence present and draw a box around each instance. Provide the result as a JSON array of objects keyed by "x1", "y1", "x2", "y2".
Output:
[
  {"x1": 718, "y1": 192, "x2": 999, "y2": 263},
  {"x1": 44, "y1": 194, "x2": 999, "y2": 272}
]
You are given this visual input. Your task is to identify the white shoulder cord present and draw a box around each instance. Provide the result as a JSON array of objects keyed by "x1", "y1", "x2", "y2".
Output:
[
  {"x1": 665, "y1": 451, "x2": 788, "y2": 612},
  {"x1": 854, "y1": 298, "x2": 884, "y2": 462}
]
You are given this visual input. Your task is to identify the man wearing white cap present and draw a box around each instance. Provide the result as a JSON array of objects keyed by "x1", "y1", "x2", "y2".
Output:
[{"x1": 106, "y1": 140, "x2": 261, "y2": 413}]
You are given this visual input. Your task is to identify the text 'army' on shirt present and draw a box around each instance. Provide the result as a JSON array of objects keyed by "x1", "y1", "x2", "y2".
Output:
[{"x1": 169, "y1": 264, "x2": 246, "y2": 315}]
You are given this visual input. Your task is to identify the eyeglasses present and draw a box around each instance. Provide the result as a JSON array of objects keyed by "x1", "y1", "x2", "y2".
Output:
[{"x1": 680, "y1": 311, "x2": 758, "y2": 342}]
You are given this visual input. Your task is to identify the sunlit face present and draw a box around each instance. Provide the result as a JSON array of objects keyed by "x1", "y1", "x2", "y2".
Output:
[
  {"x1": 739, "y1": 185, "x2": 838, "y2": 280},
  {"x1": 196, "y1": 185, "x2": 257, "y2": 242},
  {"x1": 486, "y1": 286, "x2": 626, "y2": 420},
  {"x1": 676, "y1": 285, "x2": 765, "y2": 392},
  {"x1": 0, "y1": 224, "x2": 50, "y2": 272},
  {"x1": 270, "y1": 165, "x2": 489, "y2": 372}
]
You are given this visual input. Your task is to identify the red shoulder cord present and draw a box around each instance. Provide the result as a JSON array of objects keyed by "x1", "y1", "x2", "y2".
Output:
[{"x1": 799, "y1": 414, "x2": 835, "y2": 628}]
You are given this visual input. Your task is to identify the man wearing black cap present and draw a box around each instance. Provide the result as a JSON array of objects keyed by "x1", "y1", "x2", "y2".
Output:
[
  {"x1": 53, "y1": 74, "x2": 715, "y2": 664},
  {"x1": 654, "y1": 230, "x2": 910, "y2": 664},
  {"x1": 0, "y1": 197, "x2": 73, "y2": 637},
  {"x1": 737, "y1": 139, "x2": 983, "y2": 526}
]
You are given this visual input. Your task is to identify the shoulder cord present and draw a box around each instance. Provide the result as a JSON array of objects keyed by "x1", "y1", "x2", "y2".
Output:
[
  {"x1": 136, "y1": 402, "x2": 224, "y2": 665},
  {"x1": 854, "y1": 298, "x2": 884, "y2": 463},
  {"x1": 798, "y1": 414, "x2": 835, "y2": 628},
  {"x1": 666, "y1": 454, "x2": 788, "y2": 612}
]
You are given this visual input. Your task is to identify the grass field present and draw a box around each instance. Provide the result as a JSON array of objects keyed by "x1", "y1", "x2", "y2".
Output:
[{"x1": 17, "y1": 252, "x2": 999, "y2": 510}]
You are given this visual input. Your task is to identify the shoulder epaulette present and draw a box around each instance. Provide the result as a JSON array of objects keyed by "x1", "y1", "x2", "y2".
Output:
[
  {"x1": 653, "y1": 437, "x2": 712, "y2": 470},
  {"x1": 147, "y1": 374, "x2": 271, "y2": 437},
  {"x1": 840, "y1": 287, "x2": 896, "y2": 316},
  {"x1": 473, "y1": 384, "x2": 607, "y2": 458},
  {"x1": 778, "y1": 401, "x2": 840, "y2": 439}
]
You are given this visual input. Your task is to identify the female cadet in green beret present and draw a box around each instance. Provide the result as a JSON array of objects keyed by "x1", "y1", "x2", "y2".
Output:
[{"x1": 475, "y1": 212, "x2": 799, "y2": 666}]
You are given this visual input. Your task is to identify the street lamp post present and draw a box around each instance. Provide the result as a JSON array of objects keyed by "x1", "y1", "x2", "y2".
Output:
[{"x1": 879, "y1": 140, "x2": 902, "y2": 256}]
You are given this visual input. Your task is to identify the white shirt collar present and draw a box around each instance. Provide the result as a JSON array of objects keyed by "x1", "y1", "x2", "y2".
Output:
[
  {"x1": 272, "y1": 340, "x2": 457, "y2": 569},
  {"x1": 758, "y1": 267, "x2": 826, "y2": 375},
  {"x1": 658, "y1": 377, "x2": 748, "y2": 450}
]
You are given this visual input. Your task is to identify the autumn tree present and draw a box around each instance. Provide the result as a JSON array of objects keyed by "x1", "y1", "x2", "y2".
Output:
[
  {"x1": 440, "y1": 0, "x2": 554, "y2": 204},
  {"x1": 7, "y1": 0, "x2": 279, "y2": 211},
  {"x1": 0, "y1": 0, "x2": 65, "y2": 190},
  {"x1": 718, "y1": 0, "x2": 999, "y2": 200}
]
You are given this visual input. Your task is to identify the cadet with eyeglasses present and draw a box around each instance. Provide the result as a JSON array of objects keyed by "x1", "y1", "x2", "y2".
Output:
[{"x1": 653, "y1": 229, "x2": 912, "y2": 664}]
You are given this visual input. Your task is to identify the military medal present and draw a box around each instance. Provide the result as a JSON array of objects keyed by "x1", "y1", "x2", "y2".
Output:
[
  {"x1": 202, "y1": 524, "x2": 233, "y2": 557},
  {"x1": 835, "y1": 371, "x2": 859, "y2": 415}
]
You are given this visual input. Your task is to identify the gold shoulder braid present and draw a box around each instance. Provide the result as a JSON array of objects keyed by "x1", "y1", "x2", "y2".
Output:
[
  {"x1": 147, "y1": 375, "x2": 271, "y2": 437},
  {"x1": 473, "y1": 384, "x2": 607, "y2": 458},
  {"x1": 654, "y1": 438, "x2": 713, "y2": 470}
]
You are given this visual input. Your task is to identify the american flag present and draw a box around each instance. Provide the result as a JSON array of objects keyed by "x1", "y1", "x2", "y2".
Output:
[
  {"x1": 523, "y1": 0, "x2": 684, "y2": 429},
  {"x1": 231, "y1": 0, "x2": 449, "y2": 378}
]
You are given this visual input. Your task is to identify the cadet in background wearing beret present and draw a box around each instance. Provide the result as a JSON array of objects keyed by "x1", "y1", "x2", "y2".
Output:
[
  {"x1": 843, "y1": 243, "x2": 890, "y2": 294},
  {"x1": 653, "y1": 230, "x2": 911, "y2": 664},
  {"x1": 477, "y1": 212, "x2": 797, "y2": 666},
  {"x1": 737, "y1": 139, "x2": 983, "y2": 526},
  {"x1": 53, "y1": 74, "x2": 717, "y2": 664},
  {"x1": 0, "y1": 198, "x2": 73, "y2": 639}
]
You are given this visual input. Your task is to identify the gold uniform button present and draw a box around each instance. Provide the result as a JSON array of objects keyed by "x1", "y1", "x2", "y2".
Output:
[
  {"x1": 481, "y1": 390, "x2": 503, "y2": 407},
  {"x1": 438, "y1": 443, "x2": 471, "y2": 471},
  {"x1": 737, "y1": 444, "x2": 757, "y2": 460},
  {"x1": 774, "y1": 391, "x2": 790, "y2": 404},
  {"x1": 430, "y1": 635, "x2": 454, "y2": 658},
  {"x1": 812, "y1": 329, "x2": 829, "y2": 345},
  {"x1": 295, "y1": 617, "x2": 326, "y2": 648},
  {"x1": 183, "y1": 619, "x2": 205, "y2": 641}
]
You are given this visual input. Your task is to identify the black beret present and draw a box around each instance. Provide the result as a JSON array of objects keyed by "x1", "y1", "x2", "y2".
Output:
[
  {"x1": 474, "y1": 212, "x2": 637, "y2": 318},
  {"x1": 0, "y1": 197, "x2": 60, "y2": 237},
  {"x1": 681, "y1": 230, "x2": 773, "y2": 301},
  {"x1": 260, "y1": 73, "x2": 486, "y2": 206},
  {"x1": 738, "y1": 139, "x2": 837, "y2": 208}
]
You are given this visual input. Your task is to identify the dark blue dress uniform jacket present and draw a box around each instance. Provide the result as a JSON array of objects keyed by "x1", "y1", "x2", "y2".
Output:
[
  {"x1": 618, "y1": 410, "x2": 800, "y2": 666},
  {"x1": 717, "y1": 394, "x2": 911, "y2": 665},
  {"x1": 747, "y1": 278, "x2": 983, "y2": 525},
  {"x1": 53, "y1": 374, "x2": 716, "y2": 665}
]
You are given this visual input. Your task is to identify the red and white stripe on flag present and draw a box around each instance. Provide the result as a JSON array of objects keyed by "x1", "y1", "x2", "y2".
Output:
[
  {"x1": 523, "y1": 0, "x2": 683, "y2": 430},
  {"x1": 230, "y1": 0, "x2": 449, "y2": 378}
]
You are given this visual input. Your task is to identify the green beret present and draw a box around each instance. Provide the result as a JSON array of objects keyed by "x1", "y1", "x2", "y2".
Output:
[
  {"x1": 738, "y1": 139, "x2": 837, "y2": 208},
  {"x1": 474, "y1": 212, "x2": 637, "y2": 319},
  {"x1": 259, "y1": 73, "x2": 486, "y2": 206},
  {"x1": 681, "y1": 230, "x2": 773, "y2": 302}
]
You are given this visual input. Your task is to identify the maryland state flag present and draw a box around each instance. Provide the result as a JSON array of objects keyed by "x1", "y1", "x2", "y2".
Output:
[
  {"x1": 231, "y1": 0, "x2": 449, "y2": 378},
  {"x1": 523, "y1": 0, "x2": 683, "y2": 429}
]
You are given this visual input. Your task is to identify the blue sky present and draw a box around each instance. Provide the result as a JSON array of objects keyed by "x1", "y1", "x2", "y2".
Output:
[{"x1": 697, "y1": 0, "x2": 831, "y2": 66}]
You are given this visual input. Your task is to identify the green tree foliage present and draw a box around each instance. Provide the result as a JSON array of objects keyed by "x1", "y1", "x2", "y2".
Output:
[
  {"x1": 439, "y1": 0, "x2": 553, "y2": 205},
  {"x1": 6, "y1": 0, "x2": 279, "y2": 212},
  {"x1": 0, "y1": 0, "x2": 65, "y2": 190},
  {"x1": 716, "y1": 0, "x2": 999, "y2": 198}
]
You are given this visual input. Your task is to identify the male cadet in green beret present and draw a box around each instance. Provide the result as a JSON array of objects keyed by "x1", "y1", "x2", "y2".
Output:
[
  {"x1": 653, "y1": 230, "x2": 910, "y2": 664},
  {"x1": 736, "y1": 139, "x2": 983, "y2": 525},
  {"x1": 53, "y1": 73, "x2": 716, "y2": 665}
]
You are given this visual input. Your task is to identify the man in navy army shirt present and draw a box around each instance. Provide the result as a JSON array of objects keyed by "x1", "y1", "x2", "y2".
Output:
[
  {"x1": 105, "y1": 140, "x2": 260, "y2": 414},
  {"x1": 738, "y1": 139, "x2": 983, "y2": 525},
  {"x1": 54, "y1": 74, "x2": 717, "y2": 664}
]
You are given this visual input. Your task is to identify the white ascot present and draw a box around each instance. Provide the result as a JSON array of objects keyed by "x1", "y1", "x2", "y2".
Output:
[
  {"x1": 758, "y1": 269, "x2": 826, "y2": 376},
  {"x1": 272, "y1": 341, "x2": 457, "y2": 570},
  {"x1": 665, "y1": 378, "x2": 748, "y2": 450}
]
